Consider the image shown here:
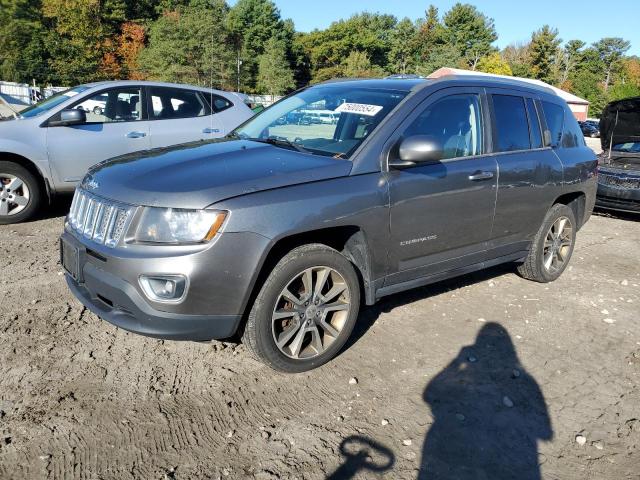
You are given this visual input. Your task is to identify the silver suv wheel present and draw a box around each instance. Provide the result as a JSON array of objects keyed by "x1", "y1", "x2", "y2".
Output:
[{"x1": 0, "y1": 173, "x2": 31, "y2": 216}]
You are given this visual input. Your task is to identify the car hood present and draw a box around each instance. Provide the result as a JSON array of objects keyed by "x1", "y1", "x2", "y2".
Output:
[{"x1": 83, "y1": 139, "x2": 353, "y2": 209}]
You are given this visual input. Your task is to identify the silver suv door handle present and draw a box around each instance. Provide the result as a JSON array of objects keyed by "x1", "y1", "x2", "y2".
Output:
[
  {"x1": 202, "y1": 128, "x2": 220, "y2": 134},
  {"x1": 468, "y1": 171, "x2": 494, "y2": 181},
  {"x1": 126, "y1": 131, "x2": 146, "y2": 138}
]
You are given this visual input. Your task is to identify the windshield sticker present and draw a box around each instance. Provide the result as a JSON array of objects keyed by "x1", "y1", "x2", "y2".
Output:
[{"x1": 335, "y1": 102, "x2": 383, "y2": 117}]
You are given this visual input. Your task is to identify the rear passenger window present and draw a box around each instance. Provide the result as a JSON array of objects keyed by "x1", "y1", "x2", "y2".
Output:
[
  {"x1": 149, "y1": 87, "x2": 207, "y2": 120},
  {"x1": 492, "y1": 95, "x2": 531, "y2": 152},
  {"x1": 542, "y1": 101, "x2": 564, "y2": 147},
  {"x1": 526, "y1": 98, "x2": 543, "y2": 148},
  {"x1": 403, "y1": 94, "x2": 483, "y2": 159}
]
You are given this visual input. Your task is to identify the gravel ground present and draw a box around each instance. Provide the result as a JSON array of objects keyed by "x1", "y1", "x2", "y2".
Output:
[{"x1": 0, "y1": 200, "x2": 638, "y2": 480}]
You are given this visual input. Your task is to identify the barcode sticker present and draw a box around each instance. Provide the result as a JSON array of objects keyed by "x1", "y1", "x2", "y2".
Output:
[{"x1": 334, "y1": 103, "x2": 383, "y2": 117}]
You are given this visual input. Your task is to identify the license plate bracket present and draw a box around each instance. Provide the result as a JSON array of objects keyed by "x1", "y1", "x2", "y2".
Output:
[{"x1": 60, "y1": 238, "x2": 82, "y2": 282}]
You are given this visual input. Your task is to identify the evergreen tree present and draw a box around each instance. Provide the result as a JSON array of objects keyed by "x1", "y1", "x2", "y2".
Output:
[
  {"x1": 389, "y1": 18, "x2": 418, "y2": 74},
  {"x1": 593, "y1": 37, "x2": 631, "y2": 90},
  {"x1": 529, "y1": 25, "x2": 561, "y2": 84},
  {"x1": 442, "y1": 3, "x2": 497, "y2": 69},
  {"x1": 257, "y1": 37, "x2": 295, "y2": 97}
]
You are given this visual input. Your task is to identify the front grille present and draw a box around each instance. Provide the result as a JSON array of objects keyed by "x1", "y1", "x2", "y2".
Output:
[
  {"x1": 68, "y1": 189, "x2": 134, "y2": 247},
  {"x1": 598, "y1": 172, "x2": 640, "y2": 189}
]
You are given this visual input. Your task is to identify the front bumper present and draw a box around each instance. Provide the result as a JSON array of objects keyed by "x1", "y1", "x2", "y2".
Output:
[
  {"x1": 66, "y1": 267, "x2": 241, "y2": 340},
  {"x1": 596, "y1": 173, "x2": 640, "y2": 213},
  {"x1": 61, "y1": 228, "x2": 270, "y2": 340}
]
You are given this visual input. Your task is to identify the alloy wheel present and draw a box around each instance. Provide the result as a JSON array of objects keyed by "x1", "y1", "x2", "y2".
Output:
[
  {"x1": 542, "y1": 216, "x2": 573, "y2": 274},
  {"x1": 271, "y1": 266, "x2": 351, "y2": 360},
  {"x1": 0, "y1": 173, "x2": 30, "y2": 216}
]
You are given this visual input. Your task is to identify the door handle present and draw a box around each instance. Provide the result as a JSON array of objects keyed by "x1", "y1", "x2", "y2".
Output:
[
  {"x1": 468, "y1": 171, "x2": 494, "y2": 181},
  {"x1": 202, "y1": 127, "x2": 220, "y2": 134},
  {"x1": 125, "y1": 131, "x2": 146, "y2": 138}
]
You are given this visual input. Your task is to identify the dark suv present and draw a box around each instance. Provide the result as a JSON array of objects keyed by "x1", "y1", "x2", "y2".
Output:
[{"x1": 61, "y1": 76, "x2": 597, "y2": 372}]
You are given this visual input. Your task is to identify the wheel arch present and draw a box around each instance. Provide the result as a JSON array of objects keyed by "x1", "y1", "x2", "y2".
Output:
[
  {"x1": 552, "y1": 191, "x2": 587, "y2": 229},
  {"x1": 238, "y1": 226, "x2": 375, "y2": 337},
  {"x1": 0, "y1": 152, "x2": 51, "y2": 203}
]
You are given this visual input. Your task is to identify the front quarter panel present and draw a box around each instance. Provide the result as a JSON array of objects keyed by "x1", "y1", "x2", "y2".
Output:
[{"x1": 213, "y1": 173, "x2": 390, "y2": 309}]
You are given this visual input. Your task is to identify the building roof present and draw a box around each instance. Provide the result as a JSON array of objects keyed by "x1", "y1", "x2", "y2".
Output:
[{"x1": 428, "y1": 67, "x2": 590, "y2": 105}]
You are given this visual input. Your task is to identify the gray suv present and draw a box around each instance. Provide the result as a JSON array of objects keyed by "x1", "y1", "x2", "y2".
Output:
[
  {"x1": 61, "y1": 76, "x2": 597, "y2": 372},
  {"x1": 0, "y1": 81, "x2": 253, "y2": 223}
]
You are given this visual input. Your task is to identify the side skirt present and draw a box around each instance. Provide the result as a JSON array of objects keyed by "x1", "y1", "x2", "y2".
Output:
[{"x1": 375, "y1": 251, "x2": 528, "y2": 301}]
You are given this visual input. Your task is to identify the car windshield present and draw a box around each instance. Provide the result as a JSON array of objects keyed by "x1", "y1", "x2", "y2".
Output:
[
  {"x1": 612, "y1": 142, "x2": 640, "y2": 153},
  {"x1": 19, "y1": 86, "x2": 91, "y2": 118},
  {"x1": 234, "y1": 85, "x2": 408, "y2": 158}
]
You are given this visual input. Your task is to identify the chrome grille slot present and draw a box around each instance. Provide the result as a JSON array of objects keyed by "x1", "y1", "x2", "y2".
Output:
[{"x1": 67, "y1": 189, "x2": 134, "y2": 248}]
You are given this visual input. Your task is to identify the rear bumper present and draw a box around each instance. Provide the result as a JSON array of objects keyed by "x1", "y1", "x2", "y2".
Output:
[{"x1": 66, "y1": 268, "x2": 242, "y2": 341}]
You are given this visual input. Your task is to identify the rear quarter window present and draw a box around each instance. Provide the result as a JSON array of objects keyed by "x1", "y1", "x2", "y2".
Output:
[
  {"x1": 561, "y1": 108, "x2": 585, "y2": 148},
  {"x1": 541, "y1": 101, "x2": 564, "y2": 147}
]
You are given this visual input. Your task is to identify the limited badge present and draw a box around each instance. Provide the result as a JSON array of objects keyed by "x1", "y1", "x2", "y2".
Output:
[{"x1": 334, "y1": 102, "x2": 383, "y2": 117}]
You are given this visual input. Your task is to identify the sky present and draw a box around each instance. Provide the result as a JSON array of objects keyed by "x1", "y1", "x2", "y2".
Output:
[{"x1": 228, "y1": 0, "x2": 639, "y2": 56}]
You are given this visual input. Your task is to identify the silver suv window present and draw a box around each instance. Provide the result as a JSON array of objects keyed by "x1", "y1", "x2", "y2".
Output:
[{"x1": 73, "y1": 87, "x2": 142, "y2": 124}]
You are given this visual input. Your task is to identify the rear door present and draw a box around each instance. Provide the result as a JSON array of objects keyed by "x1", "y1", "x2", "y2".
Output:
[
  {"x1": 486, "y1": 89, "x2": 563, "y2": 257},
  {"x1": 46, "y1": 85, "x2": 150, "y2": 186},
  {"x1": 146, "y1": 86, "x2": 223, "y2": 148},
  {"x1": 386, "y1": 87, "x2": 498, "y2": 285}
]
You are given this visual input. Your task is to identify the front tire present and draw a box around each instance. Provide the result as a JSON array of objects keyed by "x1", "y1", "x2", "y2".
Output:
[
  {"x1": 517, "y1": 203, "x2": 576, "y2": 283},
  {"x1": 242, "y1": 244, "x2": 361, "y2": 372},
  {"x1": 0, "y1": 161, "x2": 42, "y2": 224}
]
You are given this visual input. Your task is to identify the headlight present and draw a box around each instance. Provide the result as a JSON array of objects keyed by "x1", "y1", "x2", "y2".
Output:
[{"x1": 133, "y1": 208, "x2": 227, "y2": 244}]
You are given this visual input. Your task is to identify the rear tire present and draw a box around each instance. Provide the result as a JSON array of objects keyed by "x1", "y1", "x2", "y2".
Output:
[
  {"x1": 242, "y1": 244, "x2": 360, "y2": 372},
  {"x1": 517, "y1": 203, "x2": 576, "y2": 283},
  {"x1": 0, "y1": 161, "x2": 42, "y2": 224}
]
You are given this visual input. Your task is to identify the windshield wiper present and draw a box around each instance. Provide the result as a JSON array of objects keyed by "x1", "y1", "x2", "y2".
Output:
[{"x1": 247, "y1": 137, "x2": 309, "y2": 153}]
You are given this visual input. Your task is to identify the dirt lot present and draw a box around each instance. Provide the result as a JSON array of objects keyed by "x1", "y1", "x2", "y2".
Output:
[{"x1": 0, "y1": 200, "x2": 639, "y2": 480}]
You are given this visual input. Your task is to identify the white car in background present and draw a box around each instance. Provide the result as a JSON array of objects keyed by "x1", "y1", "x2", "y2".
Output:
[{"x1": 0, "y1": 80, "x2": 254, "y2": 223}]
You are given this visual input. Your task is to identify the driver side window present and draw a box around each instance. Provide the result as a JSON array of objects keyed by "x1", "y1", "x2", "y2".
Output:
[
  {"x1": 73, "y1": 87, "x2": 142, "y2": 124},
  {"x1": 404, "y1": 94, "x2": 483, "y2": 159}
]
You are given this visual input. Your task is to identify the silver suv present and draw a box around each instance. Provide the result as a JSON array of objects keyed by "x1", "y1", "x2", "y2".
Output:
[{"x1": 0, "y1": 80, "x2": 253, "y2": 223}]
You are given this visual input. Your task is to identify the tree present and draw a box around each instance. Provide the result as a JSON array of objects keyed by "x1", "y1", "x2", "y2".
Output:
[
  {"x1": 227, "y1": 0, "x2": 287, "y2": 90},
  {"x1": 558, "y1": 39, "x2": 585, "y2": 86},
  {"x1": 342, "y1": 51, "x2": 385, "y2": 78},
  {"x1": 0, "y1": 0, "x2": 48, "y2": 83},
  {"x1": 442, "y1": 3, "x2": 497, "y2": 70},
  {"x1": 477, "y1": 53, "x2": 512, "y2": 76},
  {"x1": 299, "y1": 13, "x2": 397, "y2": 83},
  {"x1": 389, "y1": 18, "x2": 417, "y2": 74},
  {"x1": 415, "y1": 44, "x2": 462, "y2": 76},
  {"x1": 593, "y1": 37, "x2": 631, "y2": 90},
  {"x1": 529, "y1": 25, "x2": 561, "y2": 84},
  {"x1": 257, "y1": 37, "x2": 295, "y2": 96},
  {"x1": 139, "y1": 1, "x2": 235, "y2": 88},
  {"x1": 502, "y1": 42, "x2": 532, "y2": 78},
  {"x1": 412, "y1": 5, "x2": 444, "y2": 62}
]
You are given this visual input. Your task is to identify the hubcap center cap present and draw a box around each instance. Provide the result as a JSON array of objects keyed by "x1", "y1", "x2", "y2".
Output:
[{"x1": 306, "y1": 305, "x2": 318, "y2": 318}]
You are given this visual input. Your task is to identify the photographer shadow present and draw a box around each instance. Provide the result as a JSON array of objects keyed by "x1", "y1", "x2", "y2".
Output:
[{"x1": 419, "y1": 322, "x2": 552, "y2": 479}]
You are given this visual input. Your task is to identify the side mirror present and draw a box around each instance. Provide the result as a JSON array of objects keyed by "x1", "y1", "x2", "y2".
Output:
[
  {"x1": 49, "y1": 108, "x2": 86, "y2": 127},
  {"x1": 391, "y1": 135, "x2": 444, "y2": 167}
]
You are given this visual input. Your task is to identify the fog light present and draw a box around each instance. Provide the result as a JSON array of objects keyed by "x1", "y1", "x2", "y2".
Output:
[{"x1": 139, "y1": 275, "x2": 188, "y2": 303}]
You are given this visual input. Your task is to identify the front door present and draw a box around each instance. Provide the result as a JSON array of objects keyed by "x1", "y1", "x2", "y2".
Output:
[
  {"x1": 386, "y1": 88, "x2": 498, "y2": 285},
  {"x1": 46, "y1": 86, "x2": 150, "y2": 188}
]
